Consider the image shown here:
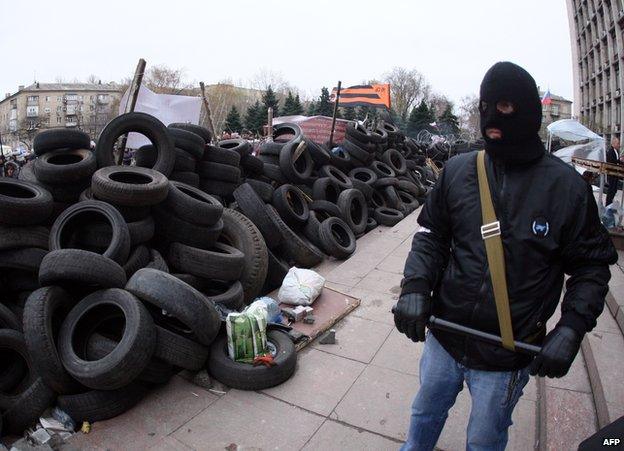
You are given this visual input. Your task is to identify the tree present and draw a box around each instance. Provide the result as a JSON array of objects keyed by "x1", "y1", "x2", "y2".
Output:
[
  {"x1": 438, "y1": 104, "x2": 460, "y2": 135},
  {"x1": 145, "y1": 65, "x2": 192, "y2": 94},
  {"x1": 306, "y1": 101, "x2": 317, "y2": 116},
  {"x1": 384, "y1": 67, "x2": 431, "y2": 122},
  {"x1": 356, "y1": 106, "x2": 377, "y2": 122},
  {"x1": 315, "y1": 87, "x2": 333, "y2": 116},
  {"x1": 407, "y1": 100, "x2": 436, "y2": 136},
  {"x1": 224, "y1": 105, "x2": 243, "y2": 133},
  {"x1": 262, "y1": 85, "x2": 280, "y2": 117},
  {"x1": 292, "y1": 94, "x2": 304, "y2": 115},
  {"x1": 459, "y1": 94, "x2": 480, "y2": 139},
  {"x1": 245, "y1": 101, "x2": 264, "y2": 134},
  {"x1": 428, "y1": 93, "x2": 452, "y2": 119},
  {"x1": 342, "y1": 107, "x2": 356, "y2": 121}
]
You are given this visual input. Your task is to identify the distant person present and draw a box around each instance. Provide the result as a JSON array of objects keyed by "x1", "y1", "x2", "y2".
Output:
[
  {"x1": 4, "y1": 161, "x2": 18, "y2": 178},
  {"x1": 394, "y1": 61, "x2": 617, "y2": 450},
  {"x1": 605, "y1": 136, "x2": 622, "y2": 206}
]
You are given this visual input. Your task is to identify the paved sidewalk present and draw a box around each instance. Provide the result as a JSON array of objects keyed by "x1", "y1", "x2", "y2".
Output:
[{"x1": 65, "y1": 209, "x2": 541, "y2": 450}]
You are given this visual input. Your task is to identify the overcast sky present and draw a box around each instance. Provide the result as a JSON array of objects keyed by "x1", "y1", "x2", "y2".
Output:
[{"x1": 0, "y1": 0, "x2": 573, "y2": 107}]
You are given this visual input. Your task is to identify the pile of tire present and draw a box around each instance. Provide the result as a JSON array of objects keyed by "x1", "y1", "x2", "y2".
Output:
[{"x1": 0, "y1": 113, "x2": 297, "y2": 438}]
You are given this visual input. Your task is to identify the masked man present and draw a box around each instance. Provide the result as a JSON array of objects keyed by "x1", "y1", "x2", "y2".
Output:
[{"x1": 394, "y1": 62, "x2": 617, "y2": 451}]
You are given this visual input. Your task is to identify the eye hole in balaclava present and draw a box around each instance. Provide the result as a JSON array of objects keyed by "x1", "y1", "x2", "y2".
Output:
[{"x1": 479, "y1": 61, "x2": 545, "y2": 164}]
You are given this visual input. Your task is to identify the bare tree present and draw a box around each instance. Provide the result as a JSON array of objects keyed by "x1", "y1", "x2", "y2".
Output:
[
  {"x1": 459, "y1": 94, "x2": 480, "y2": 139},
  {"x1": 145, "y1": 65, "x2": 192, "y2": 94},
  {"x1": 428, "y1": 92, "x2": 452, "y2": 119},
  {"x1": 85, "y1": 74, "x2": 100, "y2": 84},
  {"x1": 383, "y1": 67, "x2": 430, "y2": 121}
]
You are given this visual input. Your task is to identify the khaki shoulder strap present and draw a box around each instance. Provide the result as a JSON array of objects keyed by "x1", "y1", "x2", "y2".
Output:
[{"x1": 476, "y1": 150, "x2": 515, "y2": 351}]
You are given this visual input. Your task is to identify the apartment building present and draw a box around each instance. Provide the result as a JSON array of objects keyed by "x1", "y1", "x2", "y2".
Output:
[
  {"x1": 0, "y1": 82, "x2": 123, "y2": 149},
  {"x1": 566, "y1": 0, "x2": 624, "y2": 143},
  {"x1": 539, "y1": 91, "x2": 573, "y2": 139}
]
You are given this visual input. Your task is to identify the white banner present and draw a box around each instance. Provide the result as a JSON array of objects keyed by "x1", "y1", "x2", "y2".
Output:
[{"x1": 119, "y1": 85, "x2": 202, "y2": 148}]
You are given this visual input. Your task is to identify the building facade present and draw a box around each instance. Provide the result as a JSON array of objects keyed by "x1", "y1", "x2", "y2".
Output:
[
  {"x1": 566, "y1": 0, "x2": 624, "y2": 143},
  {"x1": 0, "y1": 82, "x2": 123, "y2": 150},
  {"x1": 539, "y1": 91, "x2": 574, "y2": 139}
]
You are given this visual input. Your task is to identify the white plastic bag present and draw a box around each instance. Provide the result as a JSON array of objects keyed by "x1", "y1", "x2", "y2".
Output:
[{"x1": 278, "y1": 267, "x2": 325, "y2": 306}]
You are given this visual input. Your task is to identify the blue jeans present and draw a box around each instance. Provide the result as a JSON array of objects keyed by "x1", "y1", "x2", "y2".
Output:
[{"x1": 402, "y1": 333, "x2": 530, "y2": 451}]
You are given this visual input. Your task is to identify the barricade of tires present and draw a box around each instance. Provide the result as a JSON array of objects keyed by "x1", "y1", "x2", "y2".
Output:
[{"x1": 0, "y1": 115, "x2": 295, "y2": 438}]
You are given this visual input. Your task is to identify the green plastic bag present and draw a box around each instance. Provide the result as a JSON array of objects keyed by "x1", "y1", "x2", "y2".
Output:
[{"x1": 226, "y1": 302, "x2": 268, "y2": 363}]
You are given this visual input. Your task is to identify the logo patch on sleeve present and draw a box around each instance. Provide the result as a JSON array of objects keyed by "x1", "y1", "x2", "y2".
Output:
[{"x1": 531, "y1": 216, "x2": 549, "y2": 237}]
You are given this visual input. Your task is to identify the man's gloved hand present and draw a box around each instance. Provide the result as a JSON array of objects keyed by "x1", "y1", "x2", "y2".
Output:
[
  {"x1": 393, "y1": 293, "x2": 430, "y2": 342},
  {"x1": 528, "y1": 326, "x2": 582, "y2": 378}
]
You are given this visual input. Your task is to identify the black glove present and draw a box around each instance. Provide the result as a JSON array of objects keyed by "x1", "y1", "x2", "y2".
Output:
[
  {"x1": 528, "y1": 326, "x2": 582, "y2": 378},
  {"x1": 393, "y1": 293, "x2": 430, "y2": 342}
]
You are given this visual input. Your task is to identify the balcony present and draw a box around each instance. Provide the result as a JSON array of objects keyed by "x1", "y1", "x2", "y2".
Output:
[
  {"x1": 66, "y1": 105, "x2": 77, "y2": 115},
  {"x1": 66, "y1": 120, "x2": 77, "y2": 127},
  {"x1": 26, "y1": 106, "x2": 38, "y2": 118}
]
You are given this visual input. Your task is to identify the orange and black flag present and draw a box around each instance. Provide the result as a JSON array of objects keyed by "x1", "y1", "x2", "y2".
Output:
[{"x1": 330, "y1": 84, "x2": 391, "y2": 109}]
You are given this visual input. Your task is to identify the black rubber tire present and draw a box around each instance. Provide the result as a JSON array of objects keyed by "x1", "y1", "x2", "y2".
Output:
[
  {"x1": 0, "y1": 179, "x2": 54, "y2": 226},
  {"x1": 374, "y1": 207, "x2": 405, "y2": 226},
  {"x1": 263, "y1": 163, "x2": 288, "y2": 185},
  {"x1": 164, "y1": 181, "x2": 223, "y2": 226},
  {"x1": 365, "y1": 216, "x2": 378, "y2": 232},
  {"x1": 345, "y1": 122, "x2": 372, "y2": 143},
  {"x1": 218, "y1": 138, "x2": 252, "y2": 157},
  {"x1": 398, "y1": 190, "x2": 420, "y2": 212},
  {"x1": 198, "y1": 179, "x2": 239, "y2": 198},
  {"x1": 350, "y1": 178, "x2": 374, "y2": 200},
  {"x1": 126, "y1": 268, "x2": 221, "y2": 346},
  {"x1": 349, "y1": 167, "x2": 378, "y2": 186},
  {"x1": 4, "y1": 270, "x2": 39, "y2": 293},
  {"x1": 33, "y1": 128, "x2": 91, "y2": 156},
  {"x1": 92, "y1": 166, "x2": 169, "y2": 207},
  {"x1": 305, "y1": 138, "x2": 331, "y2": 167},
  {"x1": 22, "y1": 287, "x2": 83, "y2": 394},
  {"x1": 208, "y1": 330, "x2": 296, "y2": 390},
  {"x1": 312, "y1": 177, "x2": 341, "y2": 203},
  {"x1": 172, "y1": 273, "x2": 210, "y2": 292},
  {"x1": 240, "y1": 154, "x2": 265, "y2": 175},
  {"x1": 168, "y1": 127, "x2": 205, "y2": 159},
  {"x1": 133, "y1": 145, "x2": 157, "y2": 168},
  {"x1": 370, "y1": 189, "x2": 388, "y2": 209},
  {"x1": 267, "y1": 205, "x2": 324, "y2": 268},
  {"x1": 343, "y1": 139, "x2": 373, "y2": 164},
  {"x1": 198, "y1": 161, "x2": 241, "y2": 183},
  {"x1": 168, "y1": 242, "x2": 245, "y2": 281},
  {"x1": 0, "y1": 225, "x2": 49, "y2": 251},
  {"x1": 146, "y1": 248, "x2": 169, "y2": 273},
  {"x1": 0, "y1": 247, "x2": 47, "y2": 272},
  {"x1": 173, "y1": 148, "x2": 197, "y2": 172},
  {"x1": 97, "y1": 112, "x2": 175, "y2": 176},
  {"x1": 168, "y1": 123, "x2": 211, "y2": 143},
  {"x1": 203, "y1": 280, "x2": 245, "y2": 310},
  {"x1": 2, "y1": 377, "x2": 55, "y2": 435},
  {"x1": 382, "y1": 148, "x2": 407, "y2": 175},
  {"x1": 319, "y1": 217, "x2": 357, "y2": 259},
  {"x1": 396, "y1": 179, "x2": 423, "y2": 197},
  {"x1": 123, "y1": 245, "x2": 151, "y2": 277},
  {"x1": 57, "y1": 383, "x2": 147, "y2": 424},
  {"x1": 369, "y1": 161, "x2": 396, "y2": 178},
  {"x1": 58, "y1": 288, "x2": 155, "y2": 390},
  {"x1": 337, "y1": 189, "x2": 368, "y2": 235},
  {"x1": 303, "y1": 210, "x2": 323, "y2": 248},
  {"x1": 169, "y1": 171, "x2": 200, "y2": 187},
  {"x1": 50, "y1": 200, "x2": 131, "y2": 265},
  {"x1": 318, "y1": 166, "x2": 353, "y2": 190},
  {"x1": 0, "y1": 303, "x2": 21, "y2": 330},
  {"x1": 274, "y1": 123, "x2": 303, "y2": 142},
  {"x1": 272, "y1": 184, "x2": 310, "y2": 227},
  {"x1": 34, "y1": 148, "x2": 97, "y2": 184},
  {"x1": 203, "y1": 145, "x2": 241, "y2": 166},
  {"x1": 309, "y1": 200, "x2": 342, "y2": 219},
  {"x1": 233, "y1": 183, "x2": 283, "y2": 248},
  {"x1": 279, "y1": 140, "x2": 314, "y2": 184},
  {"x1": 153, "y1": 206, "x2": 223, "y2": 250},
  {"x1": 153, "y1": 325, "x2": 208, "y2": 371},
  {"x1": 382, "y1": 185, "x2": 403, "y2": 210},
  {"x1": 258, "y1": 154, "x2": 280, "y2": 165},
  {"x1": 374, "y1": 177, "x2": 399, "y2": 188},
  {"x1": 39, "y1": 249, "x2": 127, "y2": 289},
  {"x1": 79, "y1": 188, "x2": 151, "y2": 223},
  {"x1": 264, "y1": 249, "x2": 290, "y2": 291},
  {"x1": 85, "y1": 334, "x2": 173, "y2": 385},
  {"x1": 220, "y1": 208, "x2": 268, "y2": 304},
  {"x1": 245, "y1": 179, "x2": 274, "y2": 203},
  {"x1": 329, "y1": 147, "x2": 353, "y2": 172},
  {"x1": 258, "y1": 141, "x2": 284, "y2": 156},
  {"x1": 127, "y1": 215, "x2": 155, "y2": 246}
]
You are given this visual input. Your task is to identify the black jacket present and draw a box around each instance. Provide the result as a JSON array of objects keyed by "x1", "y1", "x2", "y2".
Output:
[
  {"x1": 401, "y1": 151, "x2": 617, "y2": 371},
  {"x1": 606, "y1": 146, "x2": 621, "y2": 166}
]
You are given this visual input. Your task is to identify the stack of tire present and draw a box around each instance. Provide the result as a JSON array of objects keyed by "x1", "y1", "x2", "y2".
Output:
[{"x1": 0, "y1": 113, "x2": 296, "y2": 439}]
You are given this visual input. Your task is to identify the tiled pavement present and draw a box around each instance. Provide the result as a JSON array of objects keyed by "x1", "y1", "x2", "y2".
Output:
[{"x1": 64, "y1": 208, "x2": 624, "y2": 450}]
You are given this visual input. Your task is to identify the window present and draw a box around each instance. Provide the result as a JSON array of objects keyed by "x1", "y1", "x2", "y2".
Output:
[
  {"x1": 57, "y1": 105, "x2": 62, "y2": 112},
  {"x1": 57, "y1": 96, "x2": 62, "y2": 102},
  {"x1": 57, "y1": 117, "x2": 62, "y2": 124},
  {"x1": 27, "y1": 95, "x2": 38, "y2": 102},
  {"x1": 45, "y1": 96, "x2": 50, "y2": 102},
  {"x1": 44, "y1": 107, "x2": 50, "y2": 114},
  {"x1": 90, "y1": 105, "x2": 94, "y2": 111}
]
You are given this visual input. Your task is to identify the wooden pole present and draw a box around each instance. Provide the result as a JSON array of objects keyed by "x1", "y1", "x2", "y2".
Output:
[
  {"x1": 267, "y1": 107, "x2": 274, "y2": 141},
  {"x1": 116, "y1": 58, "x2": 146, "y2": 165},
  {"x1": 329, "y1": 81, "x2": 342, "y2": 147},
  {"x1": 199, "y1": 82, "x2": 216, "y2": 143}
]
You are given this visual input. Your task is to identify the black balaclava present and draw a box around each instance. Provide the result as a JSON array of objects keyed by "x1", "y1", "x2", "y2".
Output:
[{"x1": 479, "y1": 61, "x2": 545, "y2": 164}]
